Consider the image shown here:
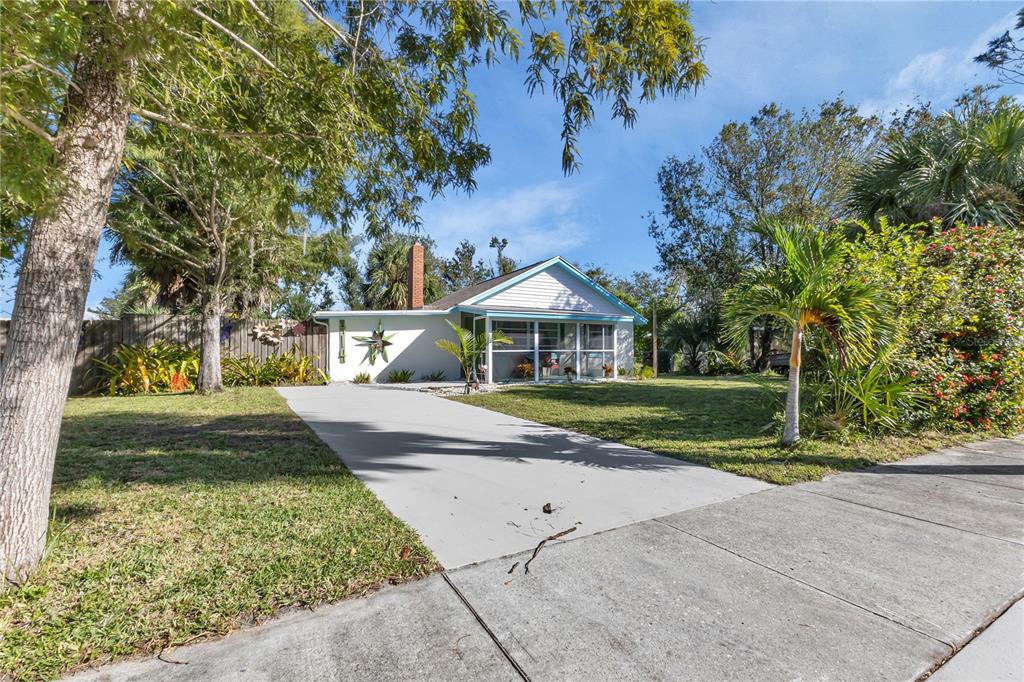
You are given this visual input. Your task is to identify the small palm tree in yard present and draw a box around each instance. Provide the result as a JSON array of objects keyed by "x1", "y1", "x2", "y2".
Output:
[
  {"x1": 436, "y1": 321, "x2": 512, "y2": 394},
  {"x1": 722, "y1": 223, "x2": 887, "y2": 446}
]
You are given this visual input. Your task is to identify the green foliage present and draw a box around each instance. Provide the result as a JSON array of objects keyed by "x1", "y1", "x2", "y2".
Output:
[
  {"x1": 974, "y1": 8, "x2": 1024, "y2": 86},
  {"x1": 3, "y1": 0, "x2": 708, "y2": 255},
  {"x1": 705, "y1": 350, "x2": 748, "y2": 376},
  {"x1": 849, "y1": 94, "x2": 1024, "y2": 226},
  {"x1": 847, "y1": 222, "x2": 1024, "y2": 432},
  {"x1": 806, "y1": 350, "x2": 926, "y2": 436},
  {"x1": 221, "y1": 347, "x2": 327, "y2": 387},
  {"x1": 650, "y1": 98, "x2": 882, "y2": 311},
  {"x1": 489, "y1": 236, "x2": 518, "y2": 275},
  {"x1": 634, "y1": 364, "x2": 656, "y2": 380},
  {"x1": 93, "y1": 341, "x2": 199, "y2": 396},
  {"x1": 913, "y1": 226, "x2": 1023, "y2": 430},
  {"x1": 585, "y1": 268, "x2": 678, "y2": 366},
  {"x1": 421, "y1": 370, "x2": 447, "y2": 382},
  {"x1": 0, "y1": 389, "x2": 435, "y2": 679},
  {"x1": 385, "y1": 369, "x2": 415, "y2": 384},
  {"x1": 722, "y1": 222, "x2": 889, "y2": 444},
  {"x1": 435, "y1": 320, "x2": 511, "y2": 389},
  {"x1": 352, "y1": 372, "x2": 371, "y2": 384},
  {"x1": 456, "y1": 376, "x2": 966, "y2": 485},
  {"x1": 722, "y1": 223, "x2": 888, "y2": 366},
  {"x1": 440, "y1": 240, "x2": 492, "y2": 293},
  {"x1": 664, "y1": 311, "x2": 720, "y2": 373},
  {"x1": 361, "y1": 235, "x2": 444, "y2": 310},
  {"x1": 519, "y1": 1, "x2": 708, "y2": 173}
]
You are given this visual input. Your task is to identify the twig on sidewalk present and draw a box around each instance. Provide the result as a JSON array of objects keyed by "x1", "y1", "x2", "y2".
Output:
[{"x1": 520, "y1": 525, "x2": 578, "y2": 574}]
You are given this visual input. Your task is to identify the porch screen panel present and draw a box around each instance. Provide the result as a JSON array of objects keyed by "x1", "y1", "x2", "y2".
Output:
[
  {"x1": 581, "y1": 323, "x2": 614, "y2": 378},
  {"x1": 491, "y1": 320, "x2": 534, "y2": 381},
  {"x1": 538, "y1": 322, "x2": 577, "y2": 378}
]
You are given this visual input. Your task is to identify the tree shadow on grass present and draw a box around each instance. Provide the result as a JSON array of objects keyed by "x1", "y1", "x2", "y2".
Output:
[
  {"x1": 54, "y1": 410, "x2": 345, "y2": 487},
  {"x1": 56, "y1": 393, "x2": 1021, "y2": 491},
  {"x1": 57, "y1": 404, "x2": 768, "y2": 488}
]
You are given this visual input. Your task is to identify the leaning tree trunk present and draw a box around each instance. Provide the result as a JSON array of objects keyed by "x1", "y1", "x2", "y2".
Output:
[
  {"x1": 197, "y1": 296, "x2": 224, "y2": 394},
  {"x1": 782, "y1": 325, "x2": 803, "y2": 447},
  {"x1": 0, "y1": 2, "x2": 143, "y2": 588}
]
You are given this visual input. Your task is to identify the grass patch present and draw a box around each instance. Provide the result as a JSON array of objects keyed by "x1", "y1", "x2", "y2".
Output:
[
  {"x1": 456, "y1": 375, "x2": 970, "y2": 485},
  {"x1": 0, "y1": 388, "x2": 435, "y2": 681}
]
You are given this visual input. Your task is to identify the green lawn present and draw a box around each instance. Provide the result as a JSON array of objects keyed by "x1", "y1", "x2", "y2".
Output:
[
  {"x1": 457, "y1": 375, "x2": 968, "y2": 485},
  {"x1": 0, "y1": 388, "x2": 435, "y2": 681}
]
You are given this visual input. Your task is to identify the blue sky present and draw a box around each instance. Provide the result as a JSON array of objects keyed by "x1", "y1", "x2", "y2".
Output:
[{"x1": 2, "y1": 1, "x2": 1020, "y2": 316}]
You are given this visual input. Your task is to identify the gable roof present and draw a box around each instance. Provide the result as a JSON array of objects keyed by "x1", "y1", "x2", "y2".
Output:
[
  {"x1": 423, "y1": 260, "x2": 546, "y2": 310},
  {"x1": 428, "y1": 256, "x2": 646, "y2": 323}
]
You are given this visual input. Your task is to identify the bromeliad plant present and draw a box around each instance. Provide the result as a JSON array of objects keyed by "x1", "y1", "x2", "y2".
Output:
[
  {"x1": 722, "y1": 223, "x2": 888, "y2": 446},
  {"x1": 222, "y1": 346, "x2": 327, "y2": 387},
  {"x1": 94, "y1": 340, "x2": 199, "y2": 396},
  {"x1": 435, "y1": 321, "x2": 511, "y2": 394},
  {"x1": 353, "y1": 320, "x2": 395, "y2": 366}
]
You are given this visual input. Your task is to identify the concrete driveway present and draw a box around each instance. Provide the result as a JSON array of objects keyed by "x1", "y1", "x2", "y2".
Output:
[
  {"x1": 73, "y1": 437, "x2": 1024, "y2": 681},
  {"x1": 276, "y1": 383, "x2": 771, "y2": 568}
]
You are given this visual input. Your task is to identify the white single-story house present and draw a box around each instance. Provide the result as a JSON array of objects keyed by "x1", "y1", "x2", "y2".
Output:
[{"x1": 314, "y1": 243, "x2": 645, "y2": 383}]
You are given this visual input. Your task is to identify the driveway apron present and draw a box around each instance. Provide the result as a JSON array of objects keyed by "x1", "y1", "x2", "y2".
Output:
[{"x1": 277, "y1": 383, "x2": 771, "y2": 568}]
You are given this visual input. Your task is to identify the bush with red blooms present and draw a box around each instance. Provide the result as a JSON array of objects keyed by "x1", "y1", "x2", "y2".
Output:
[{"x1": 913, "y1": 225, "x2": 1024, "y2": 431}]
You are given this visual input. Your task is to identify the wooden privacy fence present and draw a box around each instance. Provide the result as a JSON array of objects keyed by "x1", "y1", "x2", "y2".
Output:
[{"x1": 0, "y1": 314, "x2": 328, "y2": 395}]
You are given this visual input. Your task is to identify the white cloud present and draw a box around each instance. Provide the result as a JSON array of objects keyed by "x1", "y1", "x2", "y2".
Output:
[
  {"x1": 417, "y1": 181, "x2": 586, "y2": 263},
  {"x1": 860, "y1": 10, "x2": 1018, "y2": 116}
]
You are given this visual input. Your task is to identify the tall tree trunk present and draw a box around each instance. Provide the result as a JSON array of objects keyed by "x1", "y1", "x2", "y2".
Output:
[
  {"x1": 651, "y1": 300, "x2": 658, "y2": 378},
  {"x1": 747, "y1": 326, "x2": 757, "y2": 369},
  {"x1": 197, "y1": 296, "x2": 224, "y2": 394},
  {"x1": 0, "y1": 2, "x2": 143, "y2": 588},
  {"x1": 757, "y1": 319, "x2": 774, "y2": 371},
  {"x1": 782, "y1": 325, "x2": 803, "y2": 446}
]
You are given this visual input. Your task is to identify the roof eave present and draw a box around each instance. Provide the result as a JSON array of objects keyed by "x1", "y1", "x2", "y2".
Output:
[{"x1": 313, "y1": 308, "x2": 454, "y2": 318}]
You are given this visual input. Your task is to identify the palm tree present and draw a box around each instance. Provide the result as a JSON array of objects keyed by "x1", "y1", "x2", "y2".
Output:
[
  {"x1": 362, "y1": 235, "x2": 445, "y2": 309},
  {"x1": 664, "y1": 310, "x2": 719, "y2": 373},
  {"x1": 362, "y1": 239, "x2": 411, "y2": 310},
  {"x1": 722, "y1": 223, "x2": 887, "y2": 446},
  {"x1": 849, "y1": 97, "x2": 1024, "y2": 226},
  {"x1": 435, "y1": 321, "x2": 511, "y2": 394}
]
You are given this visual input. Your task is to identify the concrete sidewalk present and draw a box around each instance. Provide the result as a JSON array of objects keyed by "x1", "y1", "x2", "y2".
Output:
[
  {"x1": 277, "y1": 383, "x2": 770, "y2": 568},
  {"x1": 72, "y1": 437, "x2": 1024, "y2": 681}
]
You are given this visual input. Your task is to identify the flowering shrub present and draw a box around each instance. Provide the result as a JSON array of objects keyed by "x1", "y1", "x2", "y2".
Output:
[
  {"x1": 846, "y1": 221, "x2": 1023, "y2": 432},
  {"x1": 912, "y1": 226, "x2": 1024, "y2": 430}
]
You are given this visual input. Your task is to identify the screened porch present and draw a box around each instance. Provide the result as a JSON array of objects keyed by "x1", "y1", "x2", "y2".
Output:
[{"x1": 461, "y1": 314, "x2": 620, "y2": 383}]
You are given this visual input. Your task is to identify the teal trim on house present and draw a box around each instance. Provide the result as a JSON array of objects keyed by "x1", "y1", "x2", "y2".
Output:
[
  {"x1": 462, "y1": 257, "x2": 647, "y2": 324},
  {"x1": 455, "y1": 306, "x2": 633, "y2": 323}
]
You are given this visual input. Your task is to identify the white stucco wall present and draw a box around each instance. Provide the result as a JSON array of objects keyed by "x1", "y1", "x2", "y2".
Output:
[
  {"x1": 616, "y1": 322, "x2": 635, "y2": 373},
  {"x1": 327, "y1": 313, "x2": 462, "y2": 382}
]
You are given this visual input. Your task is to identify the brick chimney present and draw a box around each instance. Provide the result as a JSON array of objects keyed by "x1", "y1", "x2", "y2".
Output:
[{"x1": 407, "y1": 241, "x2": 424, "y2": 309}]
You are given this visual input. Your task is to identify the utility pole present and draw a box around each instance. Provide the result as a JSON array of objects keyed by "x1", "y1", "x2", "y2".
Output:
[{"x1": 651, "y1": 298, "x2": 658, "y2": 378}]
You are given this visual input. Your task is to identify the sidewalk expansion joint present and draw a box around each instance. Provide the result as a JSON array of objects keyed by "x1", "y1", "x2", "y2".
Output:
[
  {"x1": 916, "y1": 591, "x2": 1024, "y2": 681},
  {"x1": 932, "y1": 473, "x2": 1024, "y2": 492},
  {"x1": 801, "y1": 489, "x2": 1024, "y2": 547},
  {"x1": 651, "y1": 517, "x2": 954, "y2": 650},
  {"x1": 442, "y1": 571, "x2": 531, "y2": 682}
]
